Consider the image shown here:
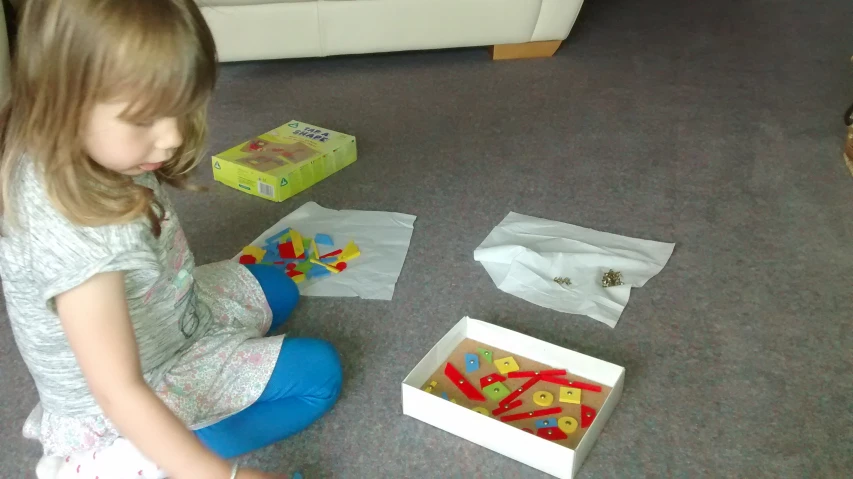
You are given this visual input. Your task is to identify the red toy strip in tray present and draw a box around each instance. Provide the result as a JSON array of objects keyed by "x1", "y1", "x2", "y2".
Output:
[
  {"x1": 540, "y1": 376, "x2": 603, "y2": 392},
  {"x1": 507, "y1": 369, "x2": 566, "y2": 378},
  {"x1": 443, "y1": 363, "x2": 485, "y2": 402},
  {"x1": 499, "y1": 376, "x2": 541, "y2": 407},
  {"x1": 491, "y1": 399, "x2": 523, "y2": 416}
]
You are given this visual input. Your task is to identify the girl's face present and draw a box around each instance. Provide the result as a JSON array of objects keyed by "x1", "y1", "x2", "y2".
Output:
[{"x1": 84, "y1": 102, "x2": 183, "y2": 176}]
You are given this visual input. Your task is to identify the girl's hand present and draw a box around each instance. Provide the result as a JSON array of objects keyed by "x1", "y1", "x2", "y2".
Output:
[{"x1": 237, "y1": 469, "x2": 288, "y2": 479}]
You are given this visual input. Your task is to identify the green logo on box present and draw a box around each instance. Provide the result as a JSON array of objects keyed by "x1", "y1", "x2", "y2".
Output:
[
  {"x1": 280, "y1": 178, "x2": 288, "y2": 186},
  {"x1": 288, "y1": 122, "x2": 299, "y2": 128}
]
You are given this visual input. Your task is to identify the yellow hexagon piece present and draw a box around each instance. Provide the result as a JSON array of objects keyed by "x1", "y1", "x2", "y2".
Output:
[
  {"x1": 559, "y1": 386, "x2": 582, "y2": 404},
  {"x1": 471, "y1": 406, "x2": 490, "y2": 416},
  {"x1": 494, "y1": 356, "x2": 520, "y2": 375},
  {"x1": 533, "y1": 390, "x2": 554, "y2": 407},
  {"x1": 558, "y1": 416, "x2": 578, "y2": 434},
  {"x1": 422, "y1": 380, "x2": 437, "y2": 394}
]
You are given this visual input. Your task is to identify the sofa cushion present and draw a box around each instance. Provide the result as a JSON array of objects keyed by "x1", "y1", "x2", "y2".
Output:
[{"x1": 200, "y1": 0, "x2": 314, "y2": 7}]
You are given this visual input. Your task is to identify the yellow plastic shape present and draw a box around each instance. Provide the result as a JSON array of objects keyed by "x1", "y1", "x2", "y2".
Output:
[
  {"x1": 339, "y1": 240, "x2": 361, "y2": 262},
  {"x1": 494, "y1": 356, "x2": 520, "y2": 375},
  {"x1": 533, "y1": 390, "x2": 554, "y2": 407},
  {"x1": 290, "y1": 230, "x2": 305, "y2": 258},
  {"x1": 310, "y1": 258, "x2": 340, "y2": 273},
  {"x1": 310, "y1": 238, "x2": 319, "y2": 260},
  {"x1": 242, "y1": 245, "x2": 266, "y2": 263},
  {"x1": 559, "y1": 387, "x2": 582, "y2": 404},
  {"x1": 558, "y1": 416, "x2": 578, "y2": 434},
  {"x1": 471, "y1": 407, "x2": 490, "y2": 416},
  {"x1": 422, "y1": 380, "x2": 437, "y2": 393},
  {"x1": 290, "y1": 273, "x2": 306, "y2": 284}
]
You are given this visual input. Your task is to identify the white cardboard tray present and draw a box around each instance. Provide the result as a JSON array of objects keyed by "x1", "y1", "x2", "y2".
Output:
[{"x1": 401, "y1": 317, "x2": 625, "y2": 479}]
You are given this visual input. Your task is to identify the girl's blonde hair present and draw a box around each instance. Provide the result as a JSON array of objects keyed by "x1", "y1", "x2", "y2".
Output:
[{"x1": 0, "y1": 0, "x2": 217, "y2": 234}]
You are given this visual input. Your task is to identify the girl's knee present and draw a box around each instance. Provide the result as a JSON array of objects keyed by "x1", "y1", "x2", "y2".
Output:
[{"x1": 310, "y1": 339, "x2": 343, "y2": 397}]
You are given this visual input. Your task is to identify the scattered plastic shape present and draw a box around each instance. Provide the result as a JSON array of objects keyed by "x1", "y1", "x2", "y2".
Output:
[
  {"x1": 307, "y1": 265, "x2": 331, "y2": 279},
  {"x1": 242, "y1": 245, "x2": 267, "y2": 263},
  {"x1": 294, "y1": 261, "x2": 313, "y2": 274},
  {"x1": 239, "y1": 254, "x2": 257, "y2": 265},
  {"x1": 479, "y1": 373, "x2": 506, "y2": 388},
  {"x1": 477, "y1": 348, "x2": 493, "y2": 363},
  {"x1": 309, "y1": 238, "x2": 319, "y2": 260},
  {"x1": 320, "y1": 249, "x2": 342, "y2": 259},
  {"x1": 558, "y1": 416, "x2": 578, "y2": 434},
  {"x1": 494, "y1": 356, "x2": 520, "y2": 375},
  {"x1": 581, "y1": 404, "x2": 596, "y2": 428},
  {"x1": 315, "y1": 234, "x2": 334, "y2": 246},
  {"x1": 536, "y1": 427, "x2": 568, "y2": 441},
  {"x1": 285, "y1": 263, "x2": 296, "y2": 271},
  {"x1": 500, "y1": 406, "x2": 563, "y2": 423},
  {"x1": 335, "y1": 262, "x2": 347, "y2": 271},
  {"x1": 292, "y1": 473, "x2": 304, "y2": 479},
  {"x1": 278, "y1": 241, "x2": 297, "y2": 259},
  {"x1": 441, "y1": 392, "x2": 449, "y2": 401},
  {"x1": 263, "y1": 247, "x2": 283, "y2": 263},
  {"x1": 339, "y1": 240, "x2": 360, "y2": 262},
  {"x1": 310, "y1": 258, "x2": 340, "y2": 273},
  {"x1": 265, "y1": 227, "x2": 291, "y2": 245},
  {"x1": 499, "y1": 376, "x2": 541, "y2": 407},
  {"x1": 422, "y1": 380, "x2": 437, "y2": 393},
  {"x1": 533, "y1": 391, "x2": 554, "y2": 407},
  {"x1": 482, "y1": 382, "x2": 511, "y2": 402},
  {"x1": 508, "y1": 369, "x2": 566, "y2": 378},
  {"x1": 535, "y1": 418, "x2": 556, "y2": 429},
  {"x1": 290, "y1": 230, "x2": 305, "y2": 258},
  {"x1": 464, "y1": 353, "x2": 480, "y2": 373},
  {"x1": 444, "y1": 362, "x2": 486, "y2": 401},
  {"x1": 289, "y1": 272, "x2": 306, "y2": 284},
  {"x1": 320, "y1": 257, "x2": 339, "y2": 264},
  {"x1": 559, "y1": 387, "x2": 582, "y2": 404},
  {"x1": 491, "y1": 399, "x2": 522, "y2": 416},
  {"x1": 471, "y1": 407, "x2": 490, "y2": 416}
]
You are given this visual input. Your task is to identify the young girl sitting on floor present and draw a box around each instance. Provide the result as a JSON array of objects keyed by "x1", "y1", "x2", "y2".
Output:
[{"x1": 0, "y1": 1, "x2": 342, "y2": 478}]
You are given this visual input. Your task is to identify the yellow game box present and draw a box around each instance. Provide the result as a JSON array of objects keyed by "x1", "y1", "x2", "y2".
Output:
[{"x1": 212, "y1": 121, "x2": 357, "y2": 202}]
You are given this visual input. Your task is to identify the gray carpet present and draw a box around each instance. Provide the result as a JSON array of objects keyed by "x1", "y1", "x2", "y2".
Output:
[{"x1": 3, "y1": 0, "x2": 853, "y2": 477}]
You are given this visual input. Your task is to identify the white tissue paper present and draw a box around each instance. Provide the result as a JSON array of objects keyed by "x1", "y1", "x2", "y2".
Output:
[
  {"x1": 474, "y1": 212, "x2": 675, "y2": 327},
  {"x1": 237, "y1": 202, "x2": 416, "y2": 300}
]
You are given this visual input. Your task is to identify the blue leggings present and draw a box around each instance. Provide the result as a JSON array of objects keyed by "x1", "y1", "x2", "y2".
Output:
[{"x1": 194, "y1": 264, "x2": 343, "y2": 458}]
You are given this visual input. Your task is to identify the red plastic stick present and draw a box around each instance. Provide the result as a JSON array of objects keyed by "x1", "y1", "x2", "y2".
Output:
[
  {"x1": 320, "y1": 249, "x2": 343, "y2": 259},
  {"x1": 581, "y1": 404, "x2": 596, "y2": 428},
  {"x1": 537, "y1": 427, "x2": 568, "y2": 441},
  {"x1": 444, "y1": 363, "x2": 485, "y2": 402},
  {"x1": 479, "y1": 373, "x2": 507, "y2": 389},
  {"x1": 500, "y1": 407, "x2": 562, "y2": 423},
  {"x1": 499, "y1": 376, "x2": 540, "y2": 407},
  {"x1": 539, "y1": 376, "x2": 603, "y2": 392},
  {"x1": 491, "y1": 400, "x2": 522, "y2": 416},
  {"x1": 507, "y1": 369, "x2": 566, "y2": 378}
]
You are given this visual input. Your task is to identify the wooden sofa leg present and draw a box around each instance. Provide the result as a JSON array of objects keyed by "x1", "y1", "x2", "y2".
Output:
[{"x1": 489, "y1": 40, "x2": 563, "y2": 60}]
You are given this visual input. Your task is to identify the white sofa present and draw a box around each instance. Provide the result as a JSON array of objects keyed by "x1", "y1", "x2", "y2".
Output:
[
  {"x1": 200, "y1": 0, "x2": 585, "y2": 62},
  {"x1": 0, "y1": 1, "x2": 584, "y2": 99}
]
